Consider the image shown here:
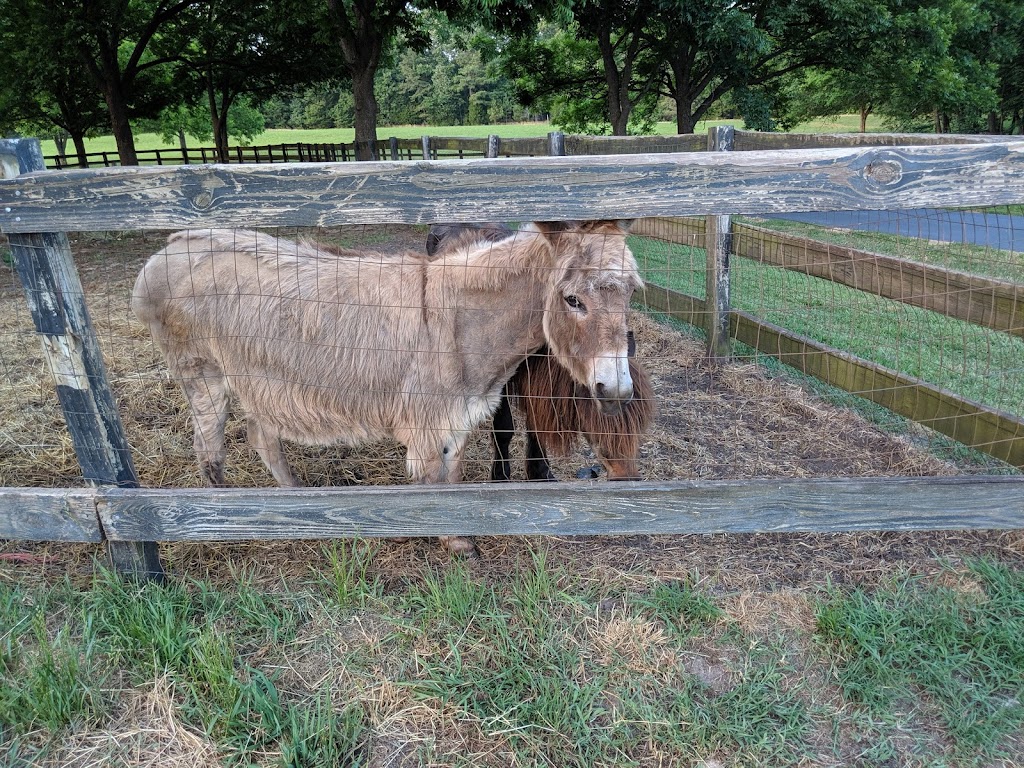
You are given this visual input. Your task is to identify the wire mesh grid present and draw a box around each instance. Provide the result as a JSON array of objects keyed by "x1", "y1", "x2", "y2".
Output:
[{"x1": 0, "y1": 213, "x2": 1019, "y2": 491}]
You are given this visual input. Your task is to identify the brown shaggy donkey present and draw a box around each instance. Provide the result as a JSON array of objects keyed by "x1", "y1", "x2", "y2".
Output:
[
  {"x1": 134, "y1": 223, "x2": 640, "y2": 554},
  {"x1": 427, "y1": 223, "x2": 654, "y2": 481}
]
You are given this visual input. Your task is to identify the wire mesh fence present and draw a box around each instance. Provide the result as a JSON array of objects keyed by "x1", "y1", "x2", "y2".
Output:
[{"x1": 3, "y1": 211, "x2": 1018, "y2": 496}]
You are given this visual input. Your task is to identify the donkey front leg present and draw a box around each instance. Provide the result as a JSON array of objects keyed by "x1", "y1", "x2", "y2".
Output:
[{"x1": 405, "y1": 431, "x2": 477, "y2": 557}]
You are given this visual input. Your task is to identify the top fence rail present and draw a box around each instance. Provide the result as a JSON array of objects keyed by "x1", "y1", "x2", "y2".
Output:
[{"x1": 4, "y1": 139, "x2": 1024, "y2": 233}]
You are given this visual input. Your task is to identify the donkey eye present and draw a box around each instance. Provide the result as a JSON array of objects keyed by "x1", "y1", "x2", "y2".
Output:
[{"x1": 564, "y1": 294, "x2": 585, "y2": 311}]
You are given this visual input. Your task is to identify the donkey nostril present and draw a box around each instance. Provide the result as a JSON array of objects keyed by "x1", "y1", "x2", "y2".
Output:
[{"x1": 595, "y1": 382, "x2": 607, "y2": 398}]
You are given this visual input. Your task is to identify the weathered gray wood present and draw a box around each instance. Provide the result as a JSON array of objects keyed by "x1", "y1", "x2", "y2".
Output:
[
  {"x1": 2, "y1": 139, "x2": 164, "y2": 580},
  {"x1": 565, "y1": 134, "x2": 706, "y2": 155},
  {"x1": 95, "y1": 477, "x2": 1024, "y2": 541},
  {"x1": 732, "y1": 131, "x2": 1011, "y2": 152},
  {"x1": 389, "y1": 137, "x2": 399, "y2": 161},
  {"x1": 0, "y1": 488, "x2": 102, "y2": 541},
  {"x1": 705, "y1": 127, "x2": 735, "y2": 359},
  {"x1": 6, "y1": 142, "x2": 1024, "y2": 234},
  {"x1": 421, "y1": 135, "x2": 431, "y2": 160},
  {"x1": 548, "y1": 131, "x2": 565, "y2": 156},
  {"x1": 486, "y1": 134, "x2": 501, "y2": 159}
]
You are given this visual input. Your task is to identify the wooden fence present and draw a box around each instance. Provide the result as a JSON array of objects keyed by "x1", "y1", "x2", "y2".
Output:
[
  {"x1": 45, "y1": 128, "x2": 1012, "y2": 169},
  {"x1": 4, "y1": 134, "x2": 1024, "y2": 581}
]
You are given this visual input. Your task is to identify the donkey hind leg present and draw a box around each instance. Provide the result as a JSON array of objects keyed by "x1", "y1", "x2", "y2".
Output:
[
  {"x1": 490, "y1": 388, "x2": 514, "y2": 482},
  {"x1": 179, "y1": 368, "x2": 232, "y2": 487},
  {"x1": 525, "y1": 431, "x2": 557, "y2": 481},
  {"x1": 246, "y1": 418, "x2": 300, "y2": 487}
]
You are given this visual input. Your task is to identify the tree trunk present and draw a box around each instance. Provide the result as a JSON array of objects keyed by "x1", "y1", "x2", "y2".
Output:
[
  {"x1": 988, "y1": 111, "x2": 1001, "y2": 135},
  {"x1": 675, "y1": 99, "x2": 696, "y2": 134},
  {"x1": 177, "y1": 129, "x2": 188, "y2": 152},
  {"x1": 103, "y1": 82, "x2": 138, "y2": 166},
  {"x1": 597, "y1": 31, "x2": 630, "y2": 135},
  {"x1": 71, "y1": 133, "x2": 89, "y2": 169},
  {"x1": 352, "y1": 67, "x2": 379, "y2": 160},
  {"x1": 859, "y1": 105, "x2": 871, "y2": 133}
]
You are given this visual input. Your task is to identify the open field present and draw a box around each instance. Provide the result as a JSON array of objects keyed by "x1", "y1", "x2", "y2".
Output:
[
  {"x1": 2, "y1": 224, "x2": 1022, "y2": 766},
  {"x1": 36, "y1": 115, "x2": 881, "y2": 158}
]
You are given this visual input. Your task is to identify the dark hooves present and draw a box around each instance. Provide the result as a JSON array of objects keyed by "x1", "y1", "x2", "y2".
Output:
[{"x1": 576, "y1": 465, "x2": 602, "y2": 480}]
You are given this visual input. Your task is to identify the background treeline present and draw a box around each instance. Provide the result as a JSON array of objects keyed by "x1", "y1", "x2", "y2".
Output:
[{"x1": 1, "y1": 0, "x2": 1022, "y2": 169}]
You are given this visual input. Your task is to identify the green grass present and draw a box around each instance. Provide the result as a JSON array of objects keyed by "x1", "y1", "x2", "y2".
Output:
[
  {"x1": 631, "y1": 234, "x2": 1024, "y2": 423},
  {"x1": 2, "y1": 553, "x2": 1022, "y2": 765},
  {"x1": 817, "y1": 559, "x2": 1024, "y2": 762}
]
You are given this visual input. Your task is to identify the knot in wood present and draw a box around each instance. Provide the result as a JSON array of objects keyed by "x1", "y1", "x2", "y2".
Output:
[
  {"x1": 864, "y1": 160, "x2": 902, "y2": 185},
  {"x1": 192, "y1": 190, "x2": 214, "y2": 209}
]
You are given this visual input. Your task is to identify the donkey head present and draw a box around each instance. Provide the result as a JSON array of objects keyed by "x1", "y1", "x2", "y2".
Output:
[{"x1": 535, "y1": 221, "x2": 641, "y2": 414}]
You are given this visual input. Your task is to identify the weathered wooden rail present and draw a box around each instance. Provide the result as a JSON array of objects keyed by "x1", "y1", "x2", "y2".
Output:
[{"x1": 3, "y1": 134, "x2": 1024, "y2": 579}]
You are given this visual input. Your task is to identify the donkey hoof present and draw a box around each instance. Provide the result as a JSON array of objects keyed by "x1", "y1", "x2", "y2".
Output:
[{"x1": 439, "y1": 536, "x2": 478, "y2": 558}]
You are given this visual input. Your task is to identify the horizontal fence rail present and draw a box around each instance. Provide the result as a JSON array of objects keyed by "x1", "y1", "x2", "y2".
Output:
[
  {"x1": 3, "y1": 478, "x2": 1024, "y2": 544},
  {"x1": 6, "y1": 141, "x2": 1024, "y2": 233}
]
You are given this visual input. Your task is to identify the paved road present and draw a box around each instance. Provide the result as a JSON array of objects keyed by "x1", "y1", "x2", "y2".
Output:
[{"x1": 768, "y1": 209, "x2": 1024, "y2": 253}]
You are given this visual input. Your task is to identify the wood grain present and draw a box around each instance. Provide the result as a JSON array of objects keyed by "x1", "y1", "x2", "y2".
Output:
[
  {"x1": 0, "y1": 488, "x2": 102, "y2": 541},
  {"x1": 4, "y1": 142, "x2": 1024, "y2": 234},
  {"x1": 94, "y1": 477, "x2": 1024, "y2": 541}
]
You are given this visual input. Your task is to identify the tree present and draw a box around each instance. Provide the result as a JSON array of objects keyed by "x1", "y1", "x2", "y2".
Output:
[
  {"x1": 43, "y1": 0, "x2": 195, "y2": 165},
  {"x1": 173, "y1": 0, "x2": 340, "y2": 162},
  {"x1": 504, "y1": 11, "x2": 658, "y2": 135},
  {"x1": 326, "y1": 0, "x2": 544, "y2": 158},
  {"x1": 0, "y1": 0, "x2": 109, "y2": 166}
]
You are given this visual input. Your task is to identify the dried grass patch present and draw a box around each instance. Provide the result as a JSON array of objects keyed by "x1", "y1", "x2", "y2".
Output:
[{"x1": 38, "y1": 676, "x2": 218, "y2": 768}]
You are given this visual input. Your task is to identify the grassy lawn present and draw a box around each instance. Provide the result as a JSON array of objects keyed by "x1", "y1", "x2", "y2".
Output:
[
  {"x1": 632, "y1": 233, "x2": 1024, "y2": 421},
  {"x1": 1, "y1": 549, "x2": 1020, "y2": 766}
]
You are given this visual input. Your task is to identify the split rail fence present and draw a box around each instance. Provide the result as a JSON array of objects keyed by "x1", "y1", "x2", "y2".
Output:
[{"x1": 3, "y1": 133, "x2": 1024, "y2": 581}]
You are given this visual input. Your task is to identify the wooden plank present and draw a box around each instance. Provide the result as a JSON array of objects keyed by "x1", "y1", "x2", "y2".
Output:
[
  {"x1": 565, "y1": 133, "x2": 707, "y2": 154},
  {"x1": 732, "y1": 223, "x2": 1024, "y2": 339},
  {"x1": 5, "y1": 141, "x2": 1024, "y2": 234},
  {"x1": 0, "y1": 488, "x2": 102, "y2": 542},
  {"x1": 733, "y1": 131, "x2": 1011, "y2": 152},
  {"x1": 640, "y1": 280, "x2": 709, "y2": 327},
  {"x1": 630, "y1": 216, "x2": 706, "y2": 242},
  {"x1": 730, "y1": 310, "x2": 1024, "y2": 467},
  {"x1": 427, "y1": 137, "x2": 489, "y2": 154},
  {"x1": 96, "y1": 477, "x2": 1024, "y2": 541}
]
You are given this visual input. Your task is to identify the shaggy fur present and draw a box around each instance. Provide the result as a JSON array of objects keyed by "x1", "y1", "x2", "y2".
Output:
[
  {"x1": 426, "y1": 223, "x2": 654, "y2": 481},
  {"x1": 132, "y1": 224, "x2": 640, "y2": 551}
]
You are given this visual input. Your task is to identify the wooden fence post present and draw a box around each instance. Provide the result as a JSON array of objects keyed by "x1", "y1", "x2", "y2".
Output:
[
  {"x1": 389, "y1": 137, "x2": 399, "y2": 161},
  {"x1": 422, "y1": 135, "x2": 431, "y2": 159},
  {"x1": 705, "y1": 125, "x2": 735, "y2": 360},
  {"x1": 486, "y1": 134, "x2": 501, "y2": 159},
  {"x1": 0, "y1": 138, "x2": 164, "y2": 581},
  {"x1": 548, "y1": 131, "x2": 566, "y2": 156}
]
